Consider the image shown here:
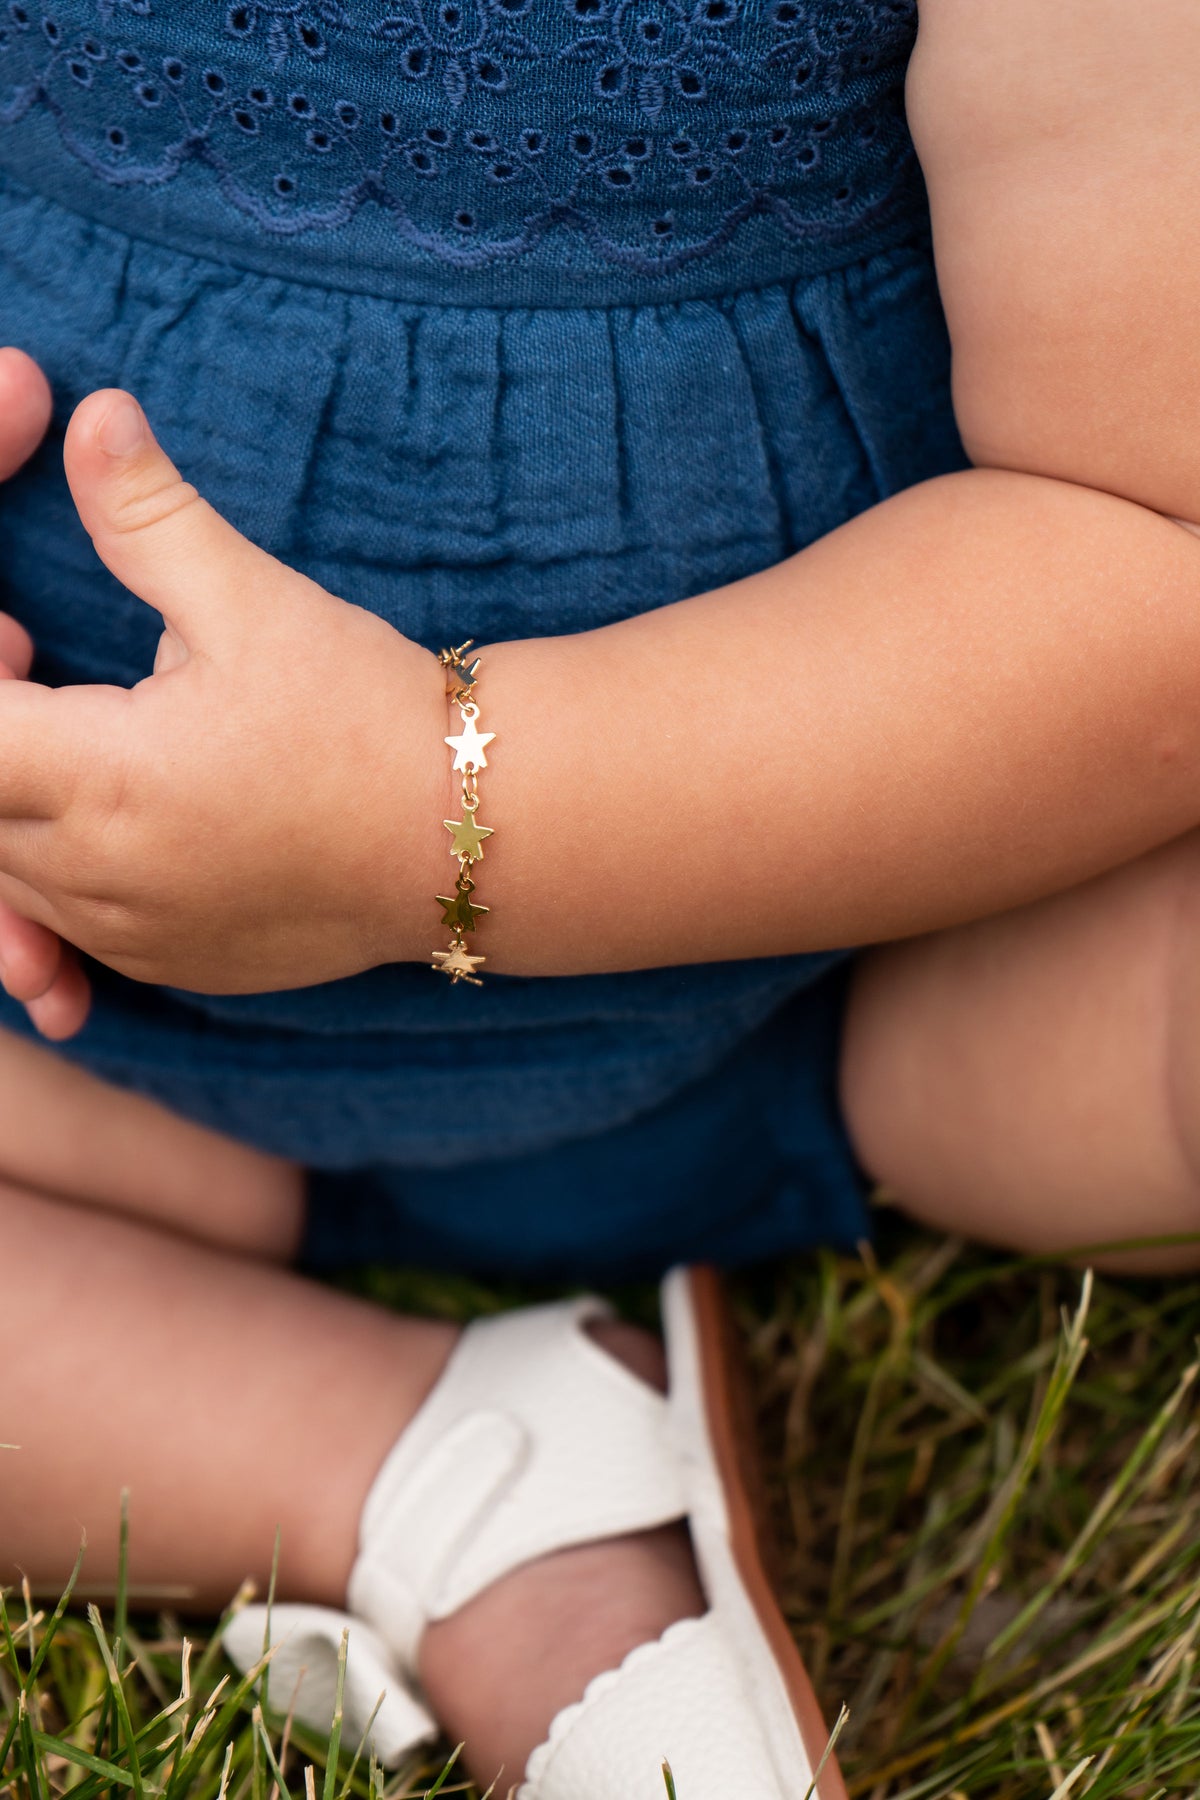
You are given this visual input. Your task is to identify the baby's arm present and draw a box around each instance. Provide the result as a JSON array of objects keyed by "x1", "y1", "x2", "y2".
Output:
[
  {"x1": 479, "y1": 0, "x2": 1200, "y2": 976},
  {"x1": 8, "y1": 3, "x2": 1197, "y2": 1003}
]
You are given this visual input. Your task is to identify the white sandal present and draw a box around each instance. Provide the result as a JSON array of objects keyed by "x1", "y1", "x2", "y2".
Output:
[{"x1": 223, "y1": 1267, "x2": 846, "y2": 1799}]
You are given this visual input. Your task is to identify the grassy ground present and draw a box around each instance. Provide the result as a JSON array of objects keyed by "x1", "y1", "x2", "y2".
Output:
[{"x1": 6, "y1": 1218, "x2": 1200, "y2": 1799}]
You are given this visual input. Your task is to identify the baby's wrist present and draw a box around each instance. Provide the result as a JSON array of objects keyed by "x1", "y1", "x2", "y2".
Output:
[
  {"x1": 383, "y1": 625, "x2": 596, "y2": 982},
  {"x1": 355, "y1": 633, "x2": 453, "y2": 974},
  {"x1": 407, "y1": 629, "x2": 566, "y2": 980},
  {"x1": 429, "y1": 640, "x2": 497, "y2": 987},
  {"x1": 437, "y1": 628, "x2": 591, "y2": 977}
]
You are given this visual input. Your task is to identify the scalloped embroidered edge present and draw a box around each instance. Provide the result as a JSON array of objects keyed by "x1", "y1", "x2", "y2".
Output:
[
  {"x1": 519, "y1": 1614, "x2": 710, "y2": 1797},
  {"x1": 0, "y1": 81, "x2": 922, "y2": 277},
  {"x1": 0, "y1": 0, "x2": 923, "y2": 280}
]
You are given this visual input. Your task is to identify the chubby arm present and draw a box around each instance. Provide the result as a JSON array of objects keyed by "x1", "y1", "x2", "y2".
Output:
[
  {"x1": 477, "y1": 0, "x2": 1200, "y2": 976},
  {"x1": 5, "y1": 5, "x2": 1197, "y2": 1001}
]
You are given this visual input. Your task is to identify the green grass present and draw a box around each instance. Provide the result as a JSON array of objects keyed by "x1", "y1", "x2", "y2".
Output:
[{"x1": 7, "y1": 1222, "x2": 1200, "y2": 1798}]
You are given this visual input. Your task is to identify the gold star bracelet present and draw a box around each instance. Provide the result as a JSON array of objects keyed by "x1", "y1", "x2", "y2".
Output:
[{"x1": 432, "y1": 639, "x2": 495, "y2": 987}]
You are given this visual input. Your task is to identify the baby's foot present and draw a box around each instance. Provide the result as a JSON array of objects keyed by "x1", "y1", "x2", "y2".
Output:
[
  {"x1": 225, "y1": 1278, "x2": 829, "y2": 1799},
  {"x1": 417, "y1": 1320, "x2": 706, "y2": 1786},
  {"x1": 225, "y1": 1302, "x2": 714, "y2": 1788}
]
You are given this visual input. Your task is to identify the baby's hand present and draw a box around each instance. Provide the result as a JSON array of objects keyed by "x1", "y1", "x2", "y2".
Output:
[
  {"x1": 0, "y1": 348, "x2": 91, "y2": 1039},
  {"x1": 0, "y1": 388, "x2": 447, "y2": 994}
]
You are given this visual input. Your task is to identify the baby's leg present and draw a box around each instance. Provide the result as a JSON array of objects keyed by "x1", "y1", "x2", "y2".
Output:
[
  {"x1": 0, "y1": 1031, "x2": 447, "y2": 1599},
  {"x1": 0, "y1": 1023, "x2": 302, "y2": 1257},
  {"x1": 0, "y1": 1178, "x2": 458, "y2": 1605},
  {"x1": 0, "y1": 1026, "x2": 702, "y2": 1782},
  {"x1": 841, "y1": 830, "x2": 1200, "y2": 1272}
]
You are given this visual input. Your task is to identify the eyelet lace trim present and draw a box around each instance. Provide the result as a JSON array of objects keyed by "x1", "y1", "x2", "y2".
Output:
[{"x1": 0, "y1": 0, "x2": 919, "y2": 276}]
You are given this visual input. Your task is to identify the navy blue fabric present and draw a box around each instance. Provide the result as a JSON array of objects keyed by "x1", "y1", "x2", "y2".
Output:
[
  {"x1": 0, "y1": 0, "x2": 925, "y2": 304},
  {"x1": 0, "y1": 0, "x2": 967, "y2": 1276},
  {"x1": 304, "y1": 963, "x2": 864, "y2": 1282}
]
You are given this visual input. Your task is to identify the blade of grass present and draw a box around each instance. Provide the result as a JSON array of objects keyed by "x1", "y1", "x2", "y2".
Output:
[
  {"x1": 113, "y1": 1494, "x2": 131, "y2": 1679},
  {"x1": 252, "y1": 1704, "x2": 294, "y2": 1800},
  {"x1": 16, "y1": 1691, "x2": 51, "y2": 1800},
  {"x1": 851, "y1": 1576, "x2": 1200, "y2": 1793},
  {"x1": 421, "y1": 1745, "x2": 462, "y2": 1800},
  {"x1": 1045, "y1": 1756, "x2": 1093, "y2": 1800},
  {"x1": 260, "y1": 1530, "x2": 281, "y2": 1730},
  {"x1": 336, "y1": 1694, "x2": 386, "y2": 1800},
  {"x1": 802, "y1": 1703, "x2": 849, "y2": 1800},
  {"x1": 29, "y1": 1733, "x2": 138, "y2": 1789},
  {"x1": 982, "y1": 1357, "x2": 1199, "y2": 1670},
  {"x1": 910, "y1": 1273, "x2": 1093, "y2": 1728},
  {"x1": 320, "y1": 1631, "x2": 348, "y2": 1800},
  {"x1": 85, "y1": 1605, "x2": 145, "y2": 1800}
]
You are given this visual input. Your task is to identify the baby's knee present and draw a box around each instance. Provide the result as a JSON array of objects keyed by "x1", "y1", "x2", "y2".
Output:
[
  {"x1": 839, "y1": 840, "x2": 1200, "y2": 1271},
  {"x1": 838, "y1": 942, "x2": 948, "y2": 1199}
]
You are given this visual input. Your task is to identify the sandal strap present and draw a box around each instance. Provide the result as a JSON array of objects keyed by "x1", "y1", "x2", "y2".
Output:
[
  {"x1": 348, "y1": 1297, "x2": 688, "y2": 1668},
  {"x1": 520, "y1": 1614, "x2": 802, "y2": 1799},
  {"x1": 221, "y1": 1603, "x2": 438, "y2": 1765}
]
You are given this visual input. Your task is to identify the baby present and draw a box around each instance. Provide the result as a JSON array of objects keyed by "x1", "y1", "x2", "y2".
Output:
[{"x1": 3, "y1": 0, "x2": 1200, "y2": 1793}]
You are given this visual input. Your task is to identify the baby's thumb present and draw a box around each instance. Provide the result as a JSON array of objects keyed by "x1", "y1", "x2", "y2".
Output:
[{"x1": 63, "y1": 390, "x2": 276, "y2": 656}]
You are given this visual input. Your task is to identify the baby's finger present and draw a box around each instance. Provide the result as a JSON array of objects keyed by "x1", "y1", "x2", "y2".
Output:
[
  {"x1": 0, "y1": 899, "x2": 69, "y2": 1002},
  {"x1": 24, "y1": 946, "x2": 91, "y2": 1040},
  {"x1": 0, "y1": 625, "x2": 35, "y2": 682},
  {"x1": 0, "y1": 892, "x2": 93, "y2": 1038},
  {"x1": 0, "y1": 680, "x2": 86, "y2": 820},
  {"x1": 0, "y1": 348, "x2": 52, "y2": 481},
  {"x1": 0, "y1": 891, "x2": 91, "y2": 1038},
  {"x1": 0, "y1": 868, "x2": 58, "y2": 944}
]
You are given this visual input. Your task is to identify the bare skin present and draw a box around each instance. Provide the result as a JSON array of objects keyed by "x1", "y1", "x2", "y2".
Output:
[
  {"x1": 0, "y1": 351, "x2": 706, "y2": 1778},
  {"x1": 842, "y1": 831, "x2": 1200, "y2": 1277},
  {"x1": 6, "y1": 11, "x2": 1200, "y2": 992},
  {"x1": 835, "y1": 0, "x2": 1200, "y2": 1277},
  {"x1": 7, "y1": 0, "x2": 1200, "y2": 1787},
  {"x1": 0, "y1": 1034, "x2": 703, "y2": 1784},
  {"x1": 0, "y1": 353, "x2": 704, "y2": 1791},
  {"x1": 8, "y1": 865, "x2": 1200, "y2": 1783}
]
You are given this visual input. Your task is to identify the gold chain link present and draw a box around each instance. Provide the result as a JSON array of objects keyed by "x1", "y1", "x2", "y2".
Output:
[{"x1": 431, "y1": 640, "x2": 493, "y2": 987}]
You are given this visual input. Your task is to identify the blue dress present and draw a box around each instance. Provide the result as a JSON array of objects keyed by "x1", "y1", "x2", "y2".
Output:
[{"x1": 0, "y1": 0, "x2": 965, "y2": 1279}]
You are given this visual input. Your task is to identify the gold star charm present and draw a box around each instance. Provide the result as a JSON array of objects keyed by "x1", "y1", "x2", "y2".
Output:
[
  {"x1": 443, "y1": 812, "x2": 494, "y2": 860},
  {"x1": 444, "y1": 713, "x2": 496, "y2": 772},
  {"x1": 431, "y1": 943, "x2": 486, "y2": 985},
  {"x1": 436, "y1": 889, "x2": 490, "y2": 932}
]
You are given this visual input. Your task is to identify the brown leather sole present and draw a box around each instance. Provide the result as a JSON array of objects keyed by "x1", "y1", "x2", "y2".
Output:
[{"x1": 685, "y1": 1266, "x2": 849, "y2": 1800}]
